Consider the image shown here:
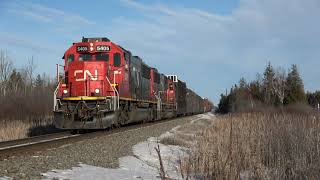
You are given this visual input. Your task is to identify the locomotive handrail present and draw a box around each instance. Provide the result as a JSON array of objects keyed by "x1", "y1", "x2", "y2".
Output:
[
  {"x1": 154, "y1": 91, "x2": 162, "y2": 120},
  {"x1": 105, "y1": 75, "x2": 119, "y2": 111},
  {"x1": 112, "y1": 69, "x2": 121, "y2": 110},
  {"x1": 53, "y1": 81, "x2": 61, "y2": 111},
  {"x1": 114, "y1": 87, "x2": 120, "y2": 109}
]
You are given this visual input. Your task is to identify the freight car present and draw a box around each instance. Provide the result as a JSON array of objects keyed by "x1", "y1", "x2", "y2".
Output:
[
  {"x1": 203, "y1": 98, "x2": 214, "y2": 113},
  {"x1": 186, "y1": 88, "x2": 203, "y2": 115},
  {"x1": 53, "y1": 37, "x2": 212, "y2": 130}
]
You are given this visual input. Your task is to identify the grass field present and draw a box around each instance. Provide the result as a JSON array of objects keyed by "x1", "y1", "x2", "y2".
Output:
[
  {"x1": 160, "y1": 111, "x2": 320, "y2": 179},
  {"x1": 185, "y1": 111, "x2": 320, "y2": 179}
]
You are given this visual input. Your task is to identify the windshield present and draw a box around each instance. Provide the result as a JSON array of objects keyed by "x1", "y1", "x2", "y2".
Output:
[
  {"x1": 79, "y1": 54, "x2": 92, "y2": 61},
  {"x1": 95, "y1": 53, "x2": 109, "y2": 61},
  {"x1": 77, "y1": 53, "x2": 110, "y2": 62}
]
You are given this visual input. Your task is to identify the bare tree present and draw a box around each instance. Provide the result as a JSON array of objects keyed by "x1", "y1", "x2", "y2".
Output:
[
  {"x1": 24, "y1": 56, "x2": 36, "y2": 93},
  {"x1": 0, "y1": 50, "x2": 13, "y2": 96},
  {"x1": 0, "y1": 51, "x2": 55, "y2": 125},
  {"x1": 272, "y1": 67, "x2": 286, "y2": 105}
]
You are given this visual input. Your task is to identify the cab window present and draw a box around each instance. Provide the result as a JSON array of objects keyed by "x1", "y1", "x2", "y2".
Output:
[
  {"x1": 79, "y1": 54, "x2": 92, "y2": 61},
  {"x1": 95, "y1": 53, "x2": 109, "y2": 61},
  {"x1": 67, "y1": 54, "x2": 74, "y2": 63},
  {"x1": 154, "y1": 72, "x2": 160, "y2": 83},
  {"x1": 113, "y1": 53, "x2": 121, "y2": 67}
]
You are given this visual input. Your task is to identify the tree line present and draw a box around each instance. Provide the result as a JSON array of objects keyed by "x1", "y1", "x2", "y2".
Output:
[
  {"x1": 0, "y1": 50, "x2": 55, "y2": 122},
  {"x1": 217, "y1": 62, "x2": 319, "y2": 113}
]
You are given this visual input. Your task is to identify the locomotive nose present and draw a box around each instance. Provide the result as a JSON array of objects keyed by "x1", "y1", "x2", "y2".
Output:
[{"x1": 68, "y1": 61, "x2": 110, "y2": 97}]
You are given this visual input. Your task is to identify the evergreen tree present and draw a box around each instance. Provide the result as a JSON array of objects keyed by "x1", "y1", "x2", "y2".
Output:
[
  {"x1": 35, "y1": 74, "x2": 43, "y2": 88},
  {"x1": 216, "y1": 63, "x2": 310, "y2": 113},
  {"x1": 239, "y1": 78, "x2": 247, "y2": 89},
  {"x1": 235, "y1": 78, "x2": 251, "y2": 111},
  {"x1": 217, "y1": 93, "x2": 230, "y2": 114},
  {"x1": 8, "y1": 69, "x2": 24, "y2": 94},
  {"x1": 249, "y1": 80, "x2": 263, "y2": 102},
  {"x1": 316, "y1": 91, "x2": 320, "y2": 106},
  {"x1": 284, "y1": 64, "x2": 305, "y2": 104},
  {"x1": 307, "y1": 92, "x2": 318, "y2": 108},
  {"x1": 262, "y1": 62, "x2": 276, "y2": 105}
]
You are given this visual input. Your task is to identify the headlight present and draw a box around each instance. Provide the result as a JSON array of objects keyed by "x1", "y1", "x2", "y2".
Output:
[
  {"x1": 95, "y1": 89, "x2": 100, "y2": 94},
  {"x1": 63, "y1": 89, "x2": 68, "y2": 94}
]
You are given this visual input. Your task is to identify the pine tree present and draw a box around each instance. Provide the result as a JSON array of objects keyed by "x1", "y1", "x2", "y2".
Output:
[
  {"x1": 217, "y1": 94, "x2": 230, "y2": 114},
  {"x1": 35, "y1": 74, "x2": 43, "y2": 88},
  {"x1": 263, "y1": 62, "x2": 276, "y2": 105},
  {"x1": 239, "y1": 78, "x2": 247, "y2": 89},
  {"x1": 284, "y1": 64, "x2": 305, "y2": 104},
  {"x1": 307, "y1": 91, "x2": 320, "y2": 108},
  {"x1": 8, "y1": 69, "x2": 24, "y2": 94}
]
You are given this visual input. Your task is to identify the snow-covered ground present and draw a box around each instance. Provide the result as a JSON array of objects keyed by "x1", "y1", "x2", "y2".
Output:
[{"x1": 43, "y1": 113, "x2": 215, "y2": 180}]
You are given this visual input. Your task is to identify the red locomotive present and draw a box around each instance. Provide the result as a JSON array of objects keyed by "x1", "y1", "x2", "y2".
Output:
[{"x1": 54, "y1": 37, "x2": 212, "y2": 130}]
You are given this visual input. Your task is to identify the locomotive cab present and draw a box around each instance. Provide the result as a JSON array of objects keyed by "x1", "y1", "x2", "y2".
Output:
[{"x1": 58, "y1": 37, "x2": 127, "y2": 98}]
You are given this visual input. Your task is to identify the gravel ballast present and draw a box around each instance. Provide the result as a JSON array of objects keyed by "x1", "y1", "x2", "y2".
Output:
[{"x1": 0, "y1": 116, "x2": 194, "y2": 179}]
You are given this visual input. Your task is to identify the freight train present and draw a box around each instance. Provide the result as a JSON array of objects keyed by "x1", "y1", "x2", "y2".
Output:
[{"x1": 53, "y1": 37, "x2": 213, "y2": 130}]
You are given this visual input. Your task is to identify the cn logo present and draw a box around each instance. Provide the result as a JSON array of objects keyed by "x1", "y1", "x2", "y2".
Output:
[{"x1": 74, "y1": 70, "x2": 98, "y2": 81}]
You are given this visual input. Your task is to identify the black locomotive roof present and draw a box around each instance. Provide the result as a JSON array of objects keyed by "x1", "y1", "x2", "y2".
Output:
[
  {"x1": 133, "y1": 56, "x2": 142, "y2": 60},
  {"x1": 82, "y1": 37, "x2": 110, "y2": 42}
]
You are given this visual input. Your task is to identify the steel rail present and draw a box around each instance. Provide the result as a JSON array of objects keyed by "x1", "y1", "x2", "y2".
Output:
[
  {"x1": 0, "y1": 131, "x2": 71, "y2": 150},
  {"x1": 0, "y1": 115, "x2": 193, "y2": 160}
]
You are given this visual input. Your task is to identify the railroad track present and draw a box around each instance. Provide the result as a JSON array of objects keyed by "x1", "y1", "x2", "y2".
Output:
[
  {"x1": 0, "y1": 131, "x2": 78, "y2": 151},
  {"x1": 0, "y1": 116, "x2": 192, "y2": 160},
  {"x1": 0, "y1": 131, "x2": 89, "y2": 160}
]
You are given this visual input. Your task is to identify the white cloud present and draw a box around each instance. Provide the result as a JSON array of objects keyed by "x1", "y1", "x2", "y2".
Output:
[
  {"x1": 6, "y1": 2, "x2": 95, "y2": 28},
  {"x1": 113, "y1": 0, "x2": 320, "y2": 100},
  {"x1": 0, "y1": 32, "x2": 59, "y2": 54},
  {"x1": 117, "y1": 0, "x2": 320, "y2": 63}
]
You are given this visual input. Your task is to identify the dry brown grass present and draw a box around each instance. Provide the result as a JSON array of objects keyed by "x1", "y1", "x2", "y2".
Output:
[
  {"x1": 0, "y1": 117, "x2": 56, "y2": 142},
  {"x1": 179, "y1": 111, "x2": 320, "y2": 179},
  {"x1": 160, "y1": 115, "x2": 216, "y2": 148},
  {"x1": 160, "y1": 134, "x2": 194, "y2": 147},
  {"x1": 0, "y1": 120, "x2": 33, "y2": 142}
]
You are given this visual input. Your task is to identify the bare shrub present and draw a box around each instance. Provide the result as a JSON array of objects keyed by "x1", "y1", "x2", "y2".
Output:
[
  {"x1": 155, "y1": 144, "x2": 167, "y2": 180},
  {"x1": 182, "y1": 111, "x2": 320, "y2": 179}
]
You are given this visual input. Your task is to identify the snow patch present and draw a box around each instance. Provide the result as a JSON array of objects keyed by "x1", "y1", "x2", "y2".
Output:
[
  {"x1": 43, "y1": 159, "x2": 158, "y2": 180},
  {"x1": 0, "y1": 177, "x2": 11, "y2": 180},
  {"x1": 43, "y1": 113, "x2": 214, "y2": 180},
  {"x1": 43, "y1": 137, "x2": 188, "y2": 180}
]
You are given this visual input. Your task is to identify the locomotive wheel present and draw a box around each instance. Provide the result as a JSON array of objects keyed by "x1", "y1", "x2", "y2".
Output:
[
  {"x1": 150, "y1": 107, "x2": 155, "y2": 122},
  {"x1": 113, "y1": 111, "x2": 121, "y2": 128},
  {"x1": 114, "y1": 104, "x2": 129, "y2": 127},
  {"x1": 70, "y1": 129, "x2": 87, "y2": 134},
  {"x1": 153, "y1": 107, "x2": 157, "y2": 121},
  {"x1": 118, "y1": 109, "x2": 129, "y2": 125},
  {"x1": 70, "y1": 129, "x2": 79, "y2": 134}
]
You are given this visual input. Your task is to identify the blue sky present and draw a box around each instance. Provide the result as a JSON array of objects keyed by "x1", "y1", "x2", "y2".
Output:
[{"x1": 0, "y1": 0, "x2": 319, "y2": 103}]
